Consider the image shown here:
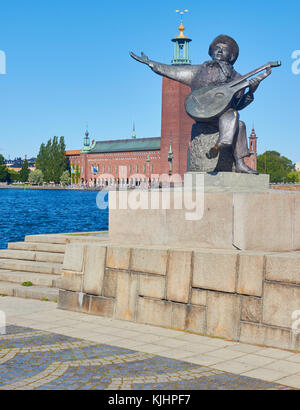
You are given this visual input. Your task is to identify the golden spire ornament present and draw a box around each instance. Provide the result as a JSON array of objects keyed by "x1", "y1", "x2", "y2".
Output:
[{"x1": 175, "y1": 9, "x2": 189, "y2": 38}]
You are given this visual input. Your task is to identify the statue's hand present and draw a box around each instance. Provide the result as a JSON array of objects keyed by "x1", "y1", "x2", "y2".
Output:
[
  {"x1": 249, "y1": 77, "x2": 260, "y2": 94},
  {"x1": 130, "y1": 52, "x2": 154, "y2": 67}
]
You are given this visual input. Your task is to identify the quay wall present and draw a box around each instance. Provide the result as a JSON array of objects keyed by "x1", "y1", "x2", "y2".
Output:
[{"x1": 58, "y1": 242, "x2": 300, "y2": 351}]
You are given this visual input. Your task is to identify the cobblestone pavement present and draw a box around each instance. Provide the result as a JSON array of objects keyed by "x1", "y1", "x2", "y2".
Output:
[{"x1": 0, "y1": 325, "x2": 293, "y2": 390}]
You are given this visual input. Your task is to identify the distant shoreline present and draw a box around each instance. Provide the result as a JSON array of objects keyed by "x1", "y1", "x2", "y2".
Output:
[{"x1": 0, "y1": 185, "x2": 102, "y2": 191}]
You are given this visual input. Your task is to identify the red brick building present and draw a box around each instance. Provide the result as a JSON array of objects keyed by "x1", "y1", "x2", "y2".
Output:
[
  {"x1": 67, "y1": 22, "x2": 257, "y2": 187},
  {"x1": 244, "y1": 128, "x2": 258, "y2": 170},
  {"x1": 66, "y1": 137, "x2": 161, "y2": 187}
]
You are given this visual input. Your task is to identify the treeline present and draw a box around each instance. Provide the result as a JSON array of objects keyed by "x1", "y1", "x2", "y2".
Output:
[
  {"x1": 257, "y1": 151, "x2": 299, "y2": 183},
  {"x1": 0, "y1": 155, "x2": 30, "y2": 183},
  {"x1": 0, "y1": 137, "x2": 71, "y2": 186}
]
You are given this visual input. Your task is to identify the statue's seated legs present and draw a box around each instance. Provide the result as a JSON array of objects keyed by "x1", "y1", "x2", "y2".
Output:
[
  {"x1": 206, "y1": 109, "x2": 258, "y2": 174},
  {"x1": 218, "y1": 109, "x2": 239, "y2": 148}
]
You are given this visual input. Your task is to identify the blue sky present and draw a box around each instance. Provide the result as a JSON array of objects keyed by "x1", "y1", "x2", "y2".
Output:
[{"x1": 0, "y1": 0, "x2": 300, "y2": 162}]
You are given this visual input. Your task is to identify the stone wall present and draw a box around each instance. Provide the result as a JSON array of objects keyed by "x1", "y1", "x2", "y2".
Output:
[{"x1": 58, "y1": 242, "x2": 300, "y2": 351}]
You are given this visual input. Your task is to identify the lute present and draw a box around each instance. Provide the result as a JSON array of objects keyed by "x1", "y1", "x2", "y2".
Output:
[{"x1": 185, "y1": 61, "x2": 281, "y2": 122}]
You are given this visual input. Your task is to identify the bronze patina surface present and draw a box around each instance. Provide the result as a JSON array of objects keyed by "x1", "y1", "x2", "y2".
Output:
[{"x1": 131, "y1": 35, "x2": 281, "y2": 173}]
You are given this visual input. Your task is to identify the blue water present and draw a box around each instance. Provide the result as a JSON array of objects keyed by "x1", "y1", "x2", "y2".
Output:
[{"x1": 0, "y1": 189, "x2": 109, "y2": 249}]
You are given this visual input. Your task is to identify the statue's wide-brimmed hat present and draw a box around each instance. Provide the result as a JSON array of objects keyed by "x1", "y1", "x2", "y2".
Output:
[{"x1": 209, "y1": 35, "x2": 239, "y2": 64}]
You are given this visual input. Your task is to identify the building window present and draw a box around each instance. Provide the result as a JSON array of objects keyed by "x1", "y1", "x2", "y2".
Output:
[{"x1": 136, "y1": 164, "x2": 139, "y2": 173}]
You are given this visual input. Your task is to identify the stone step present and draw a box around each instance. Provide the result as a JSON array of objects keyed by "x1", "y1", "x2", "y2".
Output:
[
  {"x1": 0, "y1": 259, "x2": 62, "y2": 275},
  {"x1": 0, "y1": 249, "x2": 64, "y2": 264},
  {"x1": 25, "y1": 234, "x2": 68, "y2": 245},
  {"x1": 0, "y1": 282, "x2": 58, "y2": 302},
  {"x1": 0, "y1": 270, "x2": 61, "y2": 288},
  {"x1": 8, "y1": 242, "x2": 66, "y2": 254}
]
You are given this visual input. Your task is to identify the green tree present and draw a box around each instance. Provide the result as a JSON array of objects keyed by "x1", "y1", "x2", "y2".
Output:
[
  {"x1": 75, "y1": 164, "x2": 81, "y2": 184},
  {"x1": 0, "y1": 155, "x2": 9, "y2": 182},
  {"x1": 60, "y1": 170, "x2": 71, "y2": 186},
  {"x1": 0, "y1": 165, "x2": 9, "y2": 182},
  {"x1": 286, "y1": 171, "x2": 300, "y2": 183},
  {"x1": 29, "y1": 169, "x2": 44, "y2": 185},
  {"x1": 36, "y1": 136, "x2": 68, "y2": 184},
  {"x1": 8, "y1": 169, "x2": 20, "y2": 182},
  {"x1": 36, "y1": 143, "x2": 47, "y2": 180},
  {"x1": 257, "y1": 151, "x2": 295, "y2": 183},
  {"x1": 19, "y1": 159, "x2": 30, "y2": 182}
]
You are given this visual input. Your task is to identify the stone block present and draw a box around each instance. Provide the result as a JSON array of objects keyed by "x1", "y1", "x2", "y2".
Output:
[
  {"x1": 115, "y1": 272, "x2": 139, "y2": 321},
  {"x1": 63, "y1": 243, "x2": 85, "y2": 272},
  {"x1": 237, "y1": 253, "x2": 264, "y2": 296},
  {"x1": 292, "y1": 333, "x2": 300, "y2": 351},
  {"x1": 193, "y1": 250, "x2": 238, "y2": 293},
  {"x1": 110, "y1": 190, "x2": 299, "y2": 253},
  {"x1": 58, "y1": 290, "x2": 90, "y2": 313},
  {"x1": 167, "y1": 250, "x2": 192, "y2": 303},
  {"x1": 25, "y1": 234, "x2": 68, "y2": 244},
  {"x1": 293, "y1": 195, "x2": 300, "y2": 250},
  {"x1": 164, "y1": 193, "x2": 234, "y2": 249},
  {"x1": 106, "y1": 245, "x2": 131, "y2": 270},
  {"x1": 109, "y1": 207, "x2": 168, "y2": 247},
  {"x1": 61, "y1": 270, "x2": 83, "y2": 292},
  {"x1": 186, "y1": 172, "x2": 270, "y2": 192},
  {"x1": 171, "y1": 303, "x2": 187, "y2": 330},
  {"x1": 109, "y1": 191, "x2": 235, "y2": 250},
  {"x1": 131, "y1": 247, "x2": 168, "y2": 275},
  {"x1": 103, "y1": 269, "x2": 118, "y2": 298},
  {"x1": 89, "y1": 295, "x2": 114, "y2": 317},
  {"x1": 186, "y1": 305, "x2": 206, "y2": 333},
  {"x1": 241, "y1": 296, "x2": 262, "y2": 323},
  {"x1": 137, "y1": 298, "x2": 172, "y2": 327},
  {"x1": 263, "y1": 282, "x2": 300, "y2": 328},
  {"x1": 191, "y1": 289, "x2": 207, "y2": 306},
  {"x1": 82, "y1": 245, "x2": 106, "y2": 296},
  {"x1": 233, "y1": 192, "x2": 294, "y2": 252},
  {"x1": 207, "y1": 292, "x2": 241, "y2": 340},
  {"x1": 139, "y1": 275, "x2": 166, "y2": 299},
  {"x1": 240, "y1": 322, "x2": 293, "y2": 350},
  {"x1": 0, "y1": 249, "x2": 37, "y2": 261},
  {"x1": 265, "y1": 253, "x2": 300, "y2": 285}
]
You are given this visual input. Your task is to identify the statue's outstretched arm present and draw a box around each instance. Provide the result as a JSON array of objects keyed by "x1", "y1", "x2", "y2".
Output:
[{"x1": 130, "y1": 52, "x2": 195, "y2": 87}]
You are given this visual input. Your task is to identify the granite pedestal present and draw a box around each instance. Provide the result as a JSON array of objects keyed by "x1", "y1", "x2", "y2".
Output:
[{"x1": 109, "y1": 172, "x2": 300, "y2": 252}]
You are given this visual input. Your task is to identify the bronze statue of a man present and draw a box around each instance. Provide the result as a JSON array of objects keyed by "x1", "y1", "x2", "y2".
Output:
[{"x1": 131, "y1": 34, "x2": 261, "y2": 174}]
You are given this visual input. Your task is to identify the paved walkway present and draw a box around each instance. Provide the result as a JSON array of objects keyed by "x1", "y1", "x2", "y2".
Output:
[{"x1": 0, "y1": 297, "x2": 300, "y2": 390}]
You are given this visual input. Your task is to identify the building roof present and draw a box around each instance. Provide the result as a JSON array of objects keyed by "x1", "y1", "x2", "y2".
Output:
[
  {"x1": 89, "y1": 137, "x2": 161, "y2": 154},
  {"x1": 66, "y1": 150, "x2": 81, "y2": 156}
]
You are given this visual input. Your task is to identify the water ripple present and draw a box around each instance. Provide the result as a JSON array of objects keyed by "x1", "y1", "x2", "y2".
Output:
[{"x1": 0, "y1": 189, "x2": 108, "y2": 249}]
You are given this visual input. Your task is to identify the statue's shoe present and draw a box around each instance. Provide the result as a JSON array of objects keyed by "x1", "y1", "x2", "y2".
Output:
[
  {"x1": 206, "y1": 146, "x2": 219, "y2": 159},
  {"x1": 206, "y1": 143, "x2": 232, "y2": 160},
  {"x1": 235, "y1": 159, "x2": 259, "y2": 174}
]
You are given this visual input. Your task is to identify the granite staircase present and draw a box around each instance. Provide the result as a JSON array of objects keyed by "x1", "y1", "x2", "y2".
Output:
[{"x1": 0, "y1": 235, "x2": 67, "y2": 302}]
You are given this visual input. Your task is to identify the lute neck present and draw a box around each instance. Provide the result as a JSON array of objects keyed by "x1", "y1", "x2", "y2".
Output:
[{"x1": 229, "y1": 62, "x2": 273, "y2": 88}]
